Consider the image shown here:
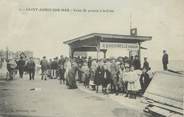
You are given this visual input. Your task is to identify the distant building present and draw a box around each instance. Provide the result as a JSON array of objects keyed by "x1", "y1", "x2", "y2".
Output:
[
  {"x1": 24, "y1": 51, "x2": 33, "y2": 58},
  {"x1": 0, "y1": 49, "x2": 34, "y2": 60},
  {"x1": 0, "y1": 49, "x2": 17, "y2": 59},
  {"x1": 0, "y1": 50, "x2": 6, "y2": 59}
]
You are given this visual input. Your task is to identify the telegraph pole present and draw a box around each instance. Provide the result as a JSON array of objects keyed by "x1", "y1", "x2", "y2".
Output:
[
  {"x1": 6, "y1": 46, "x2": 9, "y2": 60},
  {"x1": 130, "y1": 13, "x2": 132, "y2": 30}
]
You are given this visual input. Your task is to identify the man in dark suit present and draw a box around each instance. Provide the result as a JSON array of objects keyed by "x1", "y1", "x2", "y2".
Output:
[
  {"x1": 17, "y1": 57, "x2": 26, "y2": 78},
  {"x1": 162, "y1": 50, "x2": 169, "y2": 70},
  {"x1": 132, "y1": 55, "x2": 141, "y2": 70},
  {"x1": 27, "y1": 57, "x2": 36, "y2": 80}
]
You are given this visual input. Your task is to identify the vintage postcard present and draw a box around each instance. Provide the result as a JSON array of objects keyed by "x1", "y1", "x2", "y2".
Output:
[{"x1": 0, "y1": 0, "x2": 183, "y2": 117}]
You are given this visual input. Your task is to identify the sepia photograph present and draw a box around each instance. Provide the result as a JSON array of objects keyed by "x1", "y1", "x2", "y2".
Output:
[{"x1": 0, "y1": 0, "x2": 184, "y2": 117}]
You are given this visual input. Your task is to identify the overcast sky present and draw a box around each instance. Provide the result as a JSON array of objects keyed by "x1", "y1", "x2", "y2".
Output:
[{"x1": 0, "y1": 0, "x2": 184, "y2": 60}]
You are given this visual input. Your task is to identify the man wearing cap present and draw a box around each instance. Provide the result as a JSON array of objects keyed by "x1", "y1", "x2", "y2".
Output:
[
  {"x1": 162, "y1": 50, "x2": 169, "y2": 70},
  {"x1": 40, "y1": 56, "x2": 48, "y2": 80},
  {"x1": 143, "y1": 57, "x2": 149, "y2": 71}
]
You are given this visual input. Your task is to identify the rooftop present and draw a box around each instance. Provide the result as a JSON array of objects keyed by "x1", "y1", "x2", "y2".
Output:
[{"x1": 63, "y1": 33, "x2": 152, "y2": 45}]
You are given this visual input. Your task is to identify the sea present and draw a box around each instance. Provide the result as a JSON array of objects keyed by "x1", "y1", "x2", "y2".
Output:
[{"x1": 148, "y1": 60, "x2": 184, "y2": 72}]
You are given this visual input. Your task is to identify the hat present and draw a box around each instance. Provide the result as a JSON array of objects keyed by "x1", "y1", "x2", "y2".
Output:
[
  {"x1": 116, "y1": 61, "x2": 120, "y2": 65},
  {"x1": 125, "y1": 63, "x2": 129, "y2": 68}
]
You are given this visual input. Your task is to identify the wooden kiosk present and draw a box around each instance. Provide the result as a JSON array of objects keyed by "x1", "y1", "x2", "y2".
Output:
[{"x1": 63, "y1": 33, "x2": 152, "y2": 59}]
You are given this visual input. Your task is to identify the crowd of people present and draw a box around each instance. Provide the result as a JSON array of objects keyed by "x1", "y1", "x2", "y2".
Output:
[
  {"x1": 43, "y1": 55, "x2": 154, "y2": 98},
  {"x1": 0, "y1": 54, "x2": 155, "y2": 99},
  {"x1": 0, "y1": 57, "x2": 36, "y2": 80}
]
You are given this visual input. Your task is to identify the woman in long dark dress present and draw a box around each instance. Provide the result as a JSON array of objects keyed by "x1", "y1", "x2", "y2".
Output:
[
  {"x1": 66, "y1": 61, "x2": 78, "y2": 89},
  {"x1": 95, "y1": 64, "x2": 104, "y2": 93}
]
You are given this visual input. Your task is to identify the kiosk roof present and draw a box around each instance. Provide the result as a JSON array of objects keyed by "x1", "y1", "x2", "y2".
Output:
[{"x1": 63, "y1": 33, "x2": 152, "y2": 45}]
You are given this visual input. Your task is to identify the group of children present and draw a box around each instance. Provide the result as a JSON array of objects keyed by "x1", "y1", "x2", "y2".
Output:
[{"x1": 76, "y1": 58, "x2": 154, "y2": 98}]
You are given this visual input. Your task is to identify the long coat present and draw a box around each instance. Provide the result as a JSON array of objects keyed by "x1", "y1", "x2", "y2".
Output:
[
  {"x1": 162, "y1": 53, "x2": 169, "y2": 64},
  {"x1": 95, "y1": 66, "x2": 104, "y2": 85},
  {"x1": 102, "y1": 69, "x2": 111, "y2": 87},
  {"x1": 66, "y1": 62, "x2": 78, "y2": 89}
]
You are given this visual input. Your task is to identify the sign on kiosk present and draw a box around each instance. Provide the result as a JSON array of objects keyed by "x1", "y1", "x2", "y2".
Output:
[{"x1": 100, "y1": 42, "x2": 139, "y2": 50}]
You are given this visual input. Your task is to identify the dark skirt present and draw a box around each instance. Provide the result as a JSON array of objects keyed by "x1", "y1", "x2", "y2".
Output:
[
  {"x1": 66, "y1": 69, "x2": 77, "y2": 89},
  {"x1": 102, "y1": 78, "x2": 111, "y2": 87}
]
